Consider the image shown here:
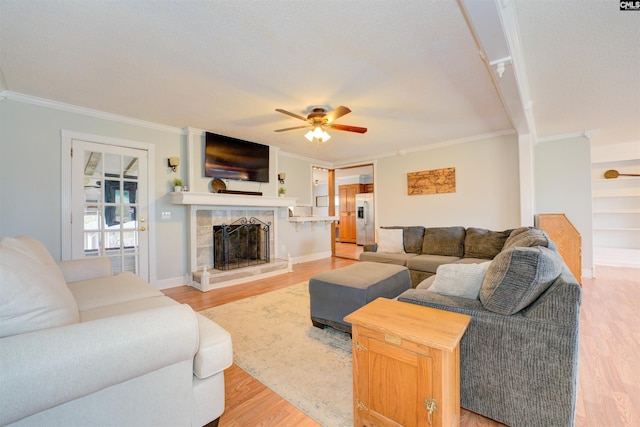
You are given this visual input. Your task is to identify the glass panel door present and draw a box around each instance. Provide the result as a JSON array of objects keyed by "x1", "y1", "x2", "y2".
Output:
[{"x1": 72, "y1": 140, "x2": 148, "y2": 278}]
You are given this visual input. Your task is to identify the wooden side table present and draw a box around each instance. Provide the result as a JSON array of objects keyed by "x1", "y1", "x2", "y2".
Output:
[{"x1": 344, "y1": 298, "x2": 471, "y2": 427}]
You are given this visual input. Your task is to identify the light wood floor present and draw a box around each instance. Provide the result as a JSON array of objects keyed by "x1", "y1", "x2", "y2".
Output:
[
  {"x1": 164, "y1": 261, "x2": 640, "y2": 427},
  {"x1": 335, "y1": 241, "x2": 363, "y2": 260}
]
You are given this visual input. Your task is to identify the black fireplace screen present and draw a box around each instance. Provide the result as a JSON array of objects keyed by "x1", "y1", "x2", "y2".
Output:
[{"x1": 213, "y1": 217, "x2": 270, "y2": 271}]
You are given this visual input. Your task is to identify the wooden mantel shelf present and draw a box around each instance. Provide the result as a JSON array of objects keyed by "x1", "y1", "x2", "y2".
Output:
[{"x1": 170, "y1": 192, "x2": 297, "y2": 207}]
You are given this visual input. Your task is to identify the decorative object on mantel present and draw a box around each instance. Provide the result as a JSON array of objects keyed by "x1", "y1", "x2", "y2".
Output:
[
  {"x1": 274, "y1": 105, "x2": 367, "y2": 144},
  {"x1": 604, "y1": 169, "x2": 640, "y2": 179},
  {"x1": 172, "y1": 178, "x2": 184, "y2": 192},
  {"x1": 278, "y1": 187, "x2": 286, "y2": 197},
  {"x1": 407, "y1": 167, "x2": 456, "y2": 195},
  {"x1": 210, "y1": 178, "x2": 226, "y2": 193}
]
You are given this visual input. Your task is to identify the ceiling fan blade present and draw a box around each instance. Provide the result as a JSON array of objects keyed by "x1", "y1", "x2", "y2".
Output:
[
  {"x1": 328, "y1": 123, "x2": 368, "y2": 134},
  {"x1": 274, "y1": 125, "x2": 310, "y2": 132},
  {"x1": 275, "y1": 108, "x2": 308, "y2": 122},
  {"x1": 324, "y1": 106, "x2": 351, "y2": 123}
]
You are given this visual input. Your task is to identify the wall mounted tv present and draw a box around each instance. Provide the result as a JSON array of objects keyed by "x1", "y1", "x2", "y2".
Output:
[{"x1": 204, "y1": 132, "x2": 270, "y2": 183}]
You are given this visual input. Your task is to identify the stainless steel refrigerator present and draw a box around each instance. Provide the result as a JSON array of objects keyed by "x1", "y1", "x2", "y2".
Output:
[{"x1": 355, "y1": 193, "x2": 375, "y2": 246}]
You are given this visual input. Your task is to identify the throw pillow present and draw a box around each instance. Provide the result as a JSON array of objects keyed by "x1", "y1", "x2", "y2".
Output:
[
  {"x1": 480, "y1": 246, "x2": 563, "y2": 315},
  {"x1": 376, "y1": 228, "x2": 405, "y2": 254},
  {"x1": 0, "y1": 237, "x2": 79, "y2": 338},
  {"x1": 382, "y1": 226, "x2": 425, "y2": 254},
  {"x1": 422, "y1": 227, "x2": 466, "y2": 257},
  {"x1": 426, "y1": 261, "x2": 491, "y2": 299},
  {"x1": 463, "y1": 227, "x2": 513, "y2": 259}
]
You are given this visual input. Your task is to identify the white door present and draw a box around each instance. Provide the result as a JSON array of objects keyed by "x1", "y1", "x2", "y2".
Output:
[{"x1": 71, "y1": 140, "x2": 149, "y2": 279}]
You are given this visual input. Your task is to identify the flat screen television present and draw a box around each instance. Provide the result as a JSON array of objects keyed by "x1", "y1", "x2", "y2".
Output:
[{"x1": 204, "y1": 132, "x2": 270, "y2": 182}]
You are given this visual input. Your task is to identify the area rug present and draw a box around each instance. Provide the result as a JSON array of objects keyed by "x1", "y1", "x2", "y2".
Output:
[{"x1": 199, "y1": 282, "x2": 353, "y2": 427}]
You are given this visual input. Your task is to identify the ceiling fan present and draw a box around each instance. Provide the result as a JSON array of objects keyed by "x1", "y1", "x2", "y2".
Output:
[{"x1": 274, "y1": 106, "x2": 367, "y2": 143}]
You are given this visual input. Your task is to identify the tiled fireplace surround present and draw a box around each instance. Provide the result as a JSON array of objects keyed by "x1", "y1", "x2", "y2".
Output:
[
  {"x1": 171, "y1": 192, "x2": 296, "y2": 292},
  {"x1": 190, "y1": 206, "x2": 291, "y2": 291},
  {"x1": 195, "y1": 207, "x2": 275, "y2": 271}
]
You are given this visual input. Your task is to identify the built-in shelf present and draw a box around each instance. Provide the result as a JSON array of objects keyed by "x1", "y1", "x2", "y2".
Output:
[
  {"x1": 170, "y1": 191, "x2": 297, "y2": 207},
  {"x1": 288, "y1": 216, "x2": 339, "y2": 231},
  {"x1": 591, "y1": 157, "x2": 640, "y2": 267}
]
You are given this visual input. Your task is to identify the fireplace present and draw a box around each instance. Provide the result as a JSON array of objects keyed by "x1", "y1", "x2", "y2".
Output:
[{"x1": 213, "y1": 217, "x2": 270, "y2": 270}]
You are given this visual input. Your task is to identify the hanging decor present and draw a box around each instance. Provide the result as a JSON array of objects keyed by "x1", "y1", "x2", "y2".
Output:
[{"x1": 407, "y1": 167, "x2": 456, "y2": 195}]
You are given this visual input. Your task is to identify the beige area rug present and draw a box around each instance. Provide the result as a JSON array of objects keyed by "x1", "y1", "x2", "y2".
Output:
[{"x1": 199, "y1": 282, "x2": 353, "y2": 427}]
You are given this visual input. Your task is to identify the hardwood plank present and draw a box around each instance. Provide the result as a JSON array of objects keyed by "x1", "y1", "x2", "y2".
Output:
[{"x1": 168, "y1": 262, "x2": 640, "y2": 427}]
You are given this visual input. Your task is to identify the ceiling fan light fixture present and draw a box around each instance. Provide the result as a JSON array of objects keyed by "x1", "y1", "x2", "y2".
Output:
[
  {"x1": 313, "y1": 126, "x2": 324, "y2": 139},
  {"x1": 304, "y1": 130, "x2": 314, "y2": 142},
  {"x1": 321, "y1": 130, "x2": 331, "y2": 142}
]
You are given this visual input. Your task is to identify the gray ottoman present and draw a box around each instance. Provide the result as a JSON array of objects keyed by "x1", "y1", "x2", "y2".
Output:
[{"x1": 309, "y1": 262, "x2": 411, "y2": 334}]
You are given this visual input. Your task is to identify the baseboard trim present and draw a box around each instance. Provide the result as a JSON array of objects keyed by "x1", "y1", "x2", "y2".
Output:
[{"x1": 291, "y1": 251, "x2": 332, "y2": 265}]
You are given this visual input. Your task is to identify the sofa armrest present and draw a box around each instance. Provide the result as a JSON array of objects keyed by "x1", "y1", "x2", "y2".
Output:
[
  {"x1": 57, "y1": 257, "x2": 112, "y2": 283},
  {"x1": 0, "y1": 304, "x2": 198, "y2": 425},
  {"x1": 399, "y1": 286, "x2": 580, "y2": 426}
]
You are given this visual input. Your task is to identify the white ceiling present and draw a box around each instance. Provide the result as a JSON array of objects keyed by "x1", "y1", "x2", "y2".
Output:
[{"x1": 1, "y1": 0, "x2": 638, "y2": 164}]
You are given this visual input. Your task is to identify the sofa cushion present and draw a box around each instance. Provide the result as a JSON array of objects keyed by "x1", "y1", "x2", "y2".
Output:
[
  {"x1": 376, "y1": 228, "x2": 405, "y2": 253},
  {"x1": 502, "y1": 226, "x2": 556, "y2": 251},
  {"x1": 480, "y1": 246, "x2": 563, "y2": 315},
  {"x1": 421, "y1": 226, "x2": 465, "y2": 257},
  {"x1": 68, "y1": 272, "x2": 164, "y2": 312},
  {"x1": 0, "y1": 237, "x2": 79, "y2": 338},
  {"x1": 406, "y1": 254, "x2": 462, "y2": 274},
  {"x1": 463, "y1": 227, "x2": 512, "y2": 259},
  {"x1": 381, "y1": 226, "x2": 425, "y2": 254},
  {"x1": 359, "y1": 251, "x2": 417, "y2": 266},
  {"x1": 79, "y1": 295, "x2": 176, "y2": 322},
  {"x1": 425, "y1": 261, "x2": 492, "y2": 299}
]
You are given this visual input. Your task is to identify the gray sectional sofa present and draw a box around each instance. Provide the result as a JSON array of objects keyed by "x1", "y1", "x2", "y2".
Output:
[
  {"x1": 360, "y1": 225, "x2": 514, "y2": 286},
  {"x1": 361, "y1": 226, "x2": 582, "y2": 426}
]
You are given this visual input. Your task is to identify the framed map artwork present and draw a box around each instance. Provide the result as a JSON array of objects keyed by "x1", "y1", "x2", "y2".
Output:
[{"x1": 407, "y1": 167, "x2": 456, "y2": 195}]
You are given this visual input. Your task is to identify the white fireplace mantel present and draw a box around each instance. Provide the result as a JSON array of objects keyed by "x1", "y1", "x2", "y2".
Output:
[{"x1": 170, "y1": 191, "x2": 297, "y2": 207}]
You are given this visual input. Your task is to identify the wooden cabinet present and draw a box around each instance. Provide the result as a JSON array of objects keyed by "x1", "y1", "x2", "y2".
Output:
[
  {"x1": 344, "y1": 298, "x2": 471, "y2": 427},
  {"x1": 339, "y1": 184, "x2": 364, "y2": 243}
]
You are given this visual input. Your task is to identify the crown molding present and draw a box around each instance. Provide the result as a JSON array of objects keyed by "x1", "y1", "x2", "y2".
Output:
[
  {"x1": 341, "y1": 128, "x2": 517, "y2": 165},
  {"x1": 0, "y1": 90, "x2": 185, "y2": 135},
  {"x1": 536, "y1": 131, "x2": 593, "y2": 144}
]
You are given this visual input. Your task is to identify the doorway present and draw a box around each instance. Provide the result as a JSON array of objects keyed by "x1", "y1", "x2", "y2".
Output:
[
  {"x1": 313, "y1": 164, "x2": 374, "y2": 260},
  {"x1": 62, "y1": 131, "x2": 153, "y2": 281}
]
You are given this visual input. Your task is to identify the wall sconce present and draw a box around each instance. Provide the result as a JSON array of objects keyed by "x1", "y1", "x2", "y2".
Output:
[
  {"x1": 168, "y1": 157, "x2": 180, "y2": 172},
  {"x1": 278, "y1": 172, "x2": 286, "y2": 184}
]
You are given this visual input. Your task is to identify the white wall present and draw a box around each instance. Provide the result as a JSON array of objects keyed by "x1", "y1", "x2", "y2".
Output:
[
  {"x1": 0, "y1": 98, "x2": 332, "y2": 287},
  {"x1": 0, "y1": 99, "x2": 189, "y2": 285},
  {"x1": 277, "y1": 153, "x2": 313, "y2": 205},
  {"x1": 375, "y1": 134, "x2": 521, "y2": 230},
  {"x1": 0, "y1": 96, "x2": 597, "y2": 285},
  {"x1": 534, "y1": 136, "x2": 593, "y2": 274}
]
